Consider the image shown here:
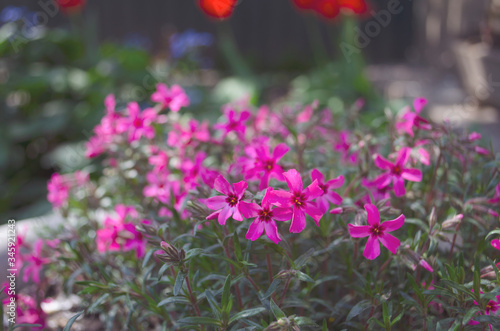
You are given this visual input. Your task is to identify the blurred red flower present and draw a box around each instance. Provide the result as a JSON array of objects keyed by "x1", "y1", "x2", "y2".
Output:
[
  {"x1": 56, "y1": 0, "x2": 86, "y2": 13},
  {"x1": 198, "y1": 0, "x2": 237, "y2": 19},
  {"x1": 293, "y1": 0, "x2": 368, "y2": 19}
]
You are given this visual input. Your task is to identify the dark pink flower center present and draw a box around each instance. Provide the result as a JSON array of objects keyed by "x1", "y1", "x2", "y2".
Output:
[
  {"x1": 392, "y1": 165, "x2": 402, "y2": 176},
  {"x1": 133, "y1": 118, "x2": 143, "y2": 128},
  {"x1": 291, "y1": 193, "x2": 307, "y2": 209},
  {"x1": 486, "y1": 301, "x2": 498, "y2": 314},
  {"x1": 370, "y1": 224, "x2": 384, "y2": 237},
  {"x1": 258, "y1": 208, "x2": 273, "y2": 223},
  {"x1": 164, "y1": 96, "x2": 172, "y2": 105},
  {"x1": 262, "y1": 159, "x2": 275, "y2": 172},
  {"x1": 226, "y1": 193, "x2": 239, "y2": 207},
  {"x1": 319, "y1": 183, "x2": 328, "y2": 195}
]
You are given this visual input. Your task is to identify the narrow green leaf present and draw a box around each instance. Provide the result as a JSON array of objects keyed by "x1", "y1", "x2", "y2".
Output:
[
  {"x1": 346, "y1": 300, "x2": 372, "y2": 321},
  {"x1": 173, "y1": 270, "x2": 187, "y2": 296},
  {"x1": 177, "y1": 317, "x2": 222, "y2": 326},
  {"x1": 229, "y1": 307, "x2": 266, "y2": 324},
  {"x1": 222, "y1": 274, "x2": 232, "y2": 313},
  {"x1": 322, "y1": 319, "x2": 328, "y2": 331},
  {"x1": 295, "y1": 271, "x2": 315, "y2": 283},
  {"x1": 486, "y1": 229, "x2": 500, "y2": 240},
  {"x1": 157, "y1": 296, "x2": 190, "y2": 307},
  {"x1": 263, "y1": 279, "x2": 281, "y2": 299},
  {"x1": 462, "y1": 306, "x2": 480, "y2": 325},
  {"x1": 391, "y1": 312, "x2": 404, "y2": 326},
  {"x1": 382, "y1": 302, "x2": 390, "y2": 328},
  {"x1": 63, "y1": 311, "x2": 84, "y2": 331},
  {"x1": 233, "y1": 231, "x2": 243, "y2": 261},
  {"x1": 88, "y1": 293, "x2": 110, "y2": 312},
  {"x1": 294, "y1": 248, "x2": 315, "y2": 269},
  {"x1": 205, "y1": 290, "x2": 222, "y2": 319},
  {"x1": 184, "y1": 248, "x2": 204, "y2": 261},
  {"x1": 142, "y1": 248, "x2": 156, "y2": 269},
  {"x1": 269, "y1": 299, "x2": 286, "y2": 320},
  {"x1": 294, "y1": 317, "x2": 318, "y2": 326}
]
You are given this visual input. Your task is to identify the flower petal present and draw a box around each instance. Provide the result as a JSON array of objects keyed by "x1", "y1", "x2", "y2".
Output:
[
  {"x1": 327, "y1": 175, "x2": 345, "y2": 189},
  {"x1": 246, "y1": 220, "x2": 264, "y2": 241},
  {"x1": 364, "y1": 204, "x2": 380, "y2": 226},
  {"x1": 283, "y1": 169, "x2": 304, "y2": 193},
  {"x1": 289, "y1": 208, "x2": 307, "y2": 233},
  {"x1": 233, "y1": 180, "x2": 248, "y2": 199},
  {"x1": 381, "y1": 214, "x2": 405, "y2": 232},
  {"x1": 379, "y1": 233, "x2": 401, "y2": 254},
  {"x1": 305, "y1": 179, "x2": 324, "y2": 200},
  {"x1": 311, "y1": 169, "x2": 325, "y2": 184},
  {"x1": 305, "y1": 203, "x2": 324, "y2": 226},
  {"x1": 268, "y1": 189, "x2": 292, "y2": 208},
  {"x1": 218, "y1": 205, "x2": 232, "y2": 225},
  {"x1": 205, "y1": 196, "x2": 227, "y2": 210},
  {"x1": 363, "y1": 235, "x2": 381, "y2": 260},
  {"x1": 232, "y1": 206, "x2": 243, "y2": 221},
  {"x1": 396, "y1": 147, "x2": 411, "y2": 167},
  {"x1": 401, "y1": 168, "x2": 422, "y2": 182},
  {"x1": 348, "y1": 224, "x2": 371, "y2": 238},
  {"x1": 374, "y1": 154, "x2": 393, "y2": 170},
  {"x1": 393, "y1": 177, "x2": 406, "y2": 197},
  {"x1": 214, "y1": 175, "x2": 233, "y2": 196},
  {"x1": 239, "y1": 201, "x2": 260, "y2": 219},
  {"x1": 272, "y1": 207, "x2": 293, "y2": 221},
  {"x1": 272, "y1": 143, "x2": 290, "y2": 160},
  {"x1": 264, "y1": 221, "x2": 281, "y2": 244},
  {"x1": 326, "y1": 191, "x2": 343, "y2": 205}
]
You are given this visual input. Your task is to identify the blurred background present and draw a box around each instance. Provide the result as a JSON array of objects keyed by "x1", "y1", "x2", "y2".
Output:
[{"x1": 1, "y1": 0, "x2": 499, "y2": 223}]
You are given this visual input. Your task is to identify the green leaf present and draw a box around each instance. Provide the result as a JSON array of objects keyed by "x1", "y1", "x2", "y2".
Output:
[
  {"x1": 88, "y1": 293, "x2": 110, "y2": 312},
  {"x1": 229, "y1": 307, "x2": 266, "y2": 324},
  {"x1": 233, "y1": 231, "x2": 243, "y2": 261},
  {"x1": 462, "y1": 306, "x2": 480, "y2": 325},
  {"x1": 346, "y1": 300, "x2": 372, "y2": 321},
  {"x1": 177, "y1": 317, "x2": 222, "y2": 327},
  {"x1": 157, "y1": 296, "x2": 190, "y2": 307},
  {"x1": 11, "y1": 324, "x2": 43, "y2": 330},
  {"x1": 173, "y1": 270, "x2": 187, "y2": 296},
  {"x1": 270, "y1": 299, "x2": 286, "y2": 320},
  {"x1": 294, "y1": 248, "x2": 315, "y2": 269},
  {"x1": 204, "y1": 290, "x2": 222, "y2": 319},
  {"x1": 263, "y1": 279, "x2": 281, "y2": 299},
  {"x1": 222, "y1": 274, "x2": 232, "y2": 313},
  {"x1": 142, "y1": 248, "x2": 156, "y2": 269},
  {"x1": 295, "y1": 271, "x2": 315, "y2": 283},
  {"x1": 486, "y1": 229, "x2": 500, "y2": 240},
  {"x1": 382, "y1": 302, "x2": 390, "y2": 328},
  {"x1": 391, "y1": 312, "x2": 404, "y2": 326},
  {"x1": 63, "y1": 311, "x2": 84, "y2": 331},
  {"x1": 294, "y1": 317, "x2": 318, "y2": 326},
  {"x1": 184, "y1": 248, "x2": 204, "y2": 261}
]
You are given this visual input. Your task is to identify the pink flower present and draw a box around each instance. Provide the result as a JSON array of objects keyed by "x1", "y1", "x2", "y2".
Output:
[
  {"x1": 205, "y1": 175, "x2": 248, "y2": 225},
  {"x1": 269, "y1": 169, "x2": 324, "y2": 233},
  {"x1": 348, "y1": 204, "x2": 405, "y2": 260},
  {"x1": 475, "y1": 146, "x2": 490, "y2": 155},
  {"x1": 396, "y1": 98, "x2": 431, "y2": 137},
  {"x1": 489, "y1": 184, "x2": 500, "y2": 204},
  {"x1": 358, "y1": 178, "x2": 391, "y2": 205},
  {"x1": 310, "y1": 169, "x2": 344, "y2": 213},
  {"x1": 470, "y1": 291, "x2": 500, "y2": 329},
  {"x1": 151, "y1": 83, "x2": 190, "y2": 112},
  {"x1": 242, "y1": 142, "x2": 290, "y2": 190},
  {"x1": 167, "y1": 119, "x2": 210, "y2": 153},
  {"x1": 240, "y1": 188, "x2": 292, "y2": 244},
  {"x1": 492, "y1": 239, "x2": 500, "y2": 251},
  {"x1": 148, "y1": 149, "x2": 169, "y2": 172},
  {"x1": 469, "y1": 132, "x2": 482, "y2": 141},
  {"x1": 372, "y1": 147, "x2": 423, "y2": 197},
  {"x1": 2, "y1": 293, "x2": 47, "y2": 329},
  {"x1": 22, "y1": 239, "x2": 49, "y2": 284},
  {"x1": 214, "y1": 107, "x2": 251, "y2": 140},
  {"x1": 118, "y1": 102, "x2": 158, "y2": 142},
  {"x1": 47, "y1": 173, "x2": 70, "y2": 208},
  {"x1": 334, "y1": 130, "x2": 358, "y2": 164},
  {"x1": 143, "y1": 170, "x2": 171, "y2": 203}
]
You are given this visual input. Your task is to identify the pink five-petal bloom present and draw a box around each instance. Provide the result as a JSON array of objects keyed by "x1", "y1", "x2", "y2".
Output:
[
  {"x1": 239, "y1": 188, "x2": 292, "y2": 244},
  {"x1": 269, "y1": 169, "x2": 325, "y2": 233},
  {"x1": 214, "y1": 107, "x2": 251, "y2": 140},
  {"x1": 372, "y1": 147, "x2": 423, "y2": 197},
  {"x1": 475, "y1": 146, "x2": 490, "y2": 155},
  {"x1": 348, "y1": 204, "x2": 405, "y2": 260},
  {"x1": 151, "y1": 83, "x2": 190, "y2": 112},
  {"x1": 245, "y1": 142, "x2": 290, "y2": 190},
  {"x1": 310, "y1": 169, "x2": 344, "y2": 214},
  {"x1": 395, "y1": 98, "x2": 431, "y2": 137},
  {"x1": 492, "y1": 239, "x2": 500, "y2": 251},
  {"x1": 22, "y1": 239, "x2": 50, "y2": 284},
  {"x1": 47, "y1": 173, "x2": 70, "y2": 208},
  {"x1": 205, "y1": 175, "x2": 248, "y2": 225},
  {"x1": 489, "y1": 184, "x2": 500, "y2": 204},
  {"x1": 118, "y1": 102, "x2": 158, "y2": 142}
]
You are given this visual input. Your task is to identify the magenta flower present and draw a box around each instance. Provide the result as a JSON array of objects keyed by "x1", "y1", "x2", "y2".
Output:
[
  {"x1": 22, "y1": 239, "x2": 49, "y2": 284},
  {"x1": 492, "y1": 239, "x2": 500, "y2": 251},
  {"x1": 469, "y1": 132, "x2": 482, "y2": 141},
  {"x1": 334, "y1": 130, "x2": 358, "y2": 164},
  {"x1": 310, "y1": 169, "x2": 344, "y2": 213},
  {"x1": 205, "y1": 175, "x2": 248, "y2": 225},
  {"x1": 243, "y1": 142, "x2": 290, "y2": 190},
  {"x1": 240, "y1": 188, "x2": 292, "y2": 244},
  {"x1": 348, "y1": 204, "x2": 405, "y2": 260},
  {"x1": 269, "y1": 169, "x2": 324, "y2": 233},
  {"x1": 489, "y1": 184, "x2": 500, "y2": 204},
  {"x1": 372, "y1": 147, "x2": 423, "y2": 197},
  {"x1": 214, "y1": 107, "x2": 251, "y2": 140},
  {"x1": 470, "y1": 291, "x2": 500, "y2": 330},
  {"x1": 167, "y1": 119, "x2": 210, "y2": 154},
  {"x1": 47, "y1": 173, "x2": 70, "y2": 208},
  {"x1": 143, "y1": 170, "x2": 171, "y2": 203},
  {"x1": 396, "y1": 98, "x2": 431, "y2": 137},
  {"x1": 151, "y1": 83, "x2": 190, "y2": 112},
  {"x1": 118, "y1": 102, "x2": 158, "y2": 142}
]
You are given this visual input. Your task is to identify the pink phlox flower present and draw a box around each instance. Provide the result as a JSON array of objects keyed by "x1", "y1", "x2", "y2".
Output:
[
  {"x1": 1, "y1": 294, "x2": 47, "y2": 329},
  {"x1": 475, "y1": 145, "x2": 490, "y2": 156},
  {"x1": 488, "y1": 184, "x2": 500, "y2": 204},
  {"x1": 469, "y1": 132, "x2": 482, "y2": 141},
  {"x1": 148, "y1": 149, "x2": 169, "y2": 172},
  {"x1": 372, "y1": 147, "x2": 423, "y2": 197},
  {"x1": 348, "y1": 204, "x2": 405, "y2": 260},
  {"x1": 470, "y1": 290, "x2": 500, "y2": 329},
  {"x1": 240, "y1": 187, "x2": 293, "y2": 244},
  {"x1": 310, "y1": 169, "x2": 344, "y2": 213},
  {"x1": 167, "y1": 119, "x2": 210, "y2": 153},
  {"x1": 411, "y1": 139, "x2": 431, "y2": 166},
  {"x1": 143, "y1": 170, "x2": 171, "y2": 203},
  {"x1": 334, "y1": 130, "x2": 358, "y2": 164},
  {"x1": 268, "y1": 169, "x2": 325, "y2": 233},
  {"x1": 22, "y1": 239, "x2": 50, "y2": 284},
  {"x1": 395, "y1": 98, "x2": 431, "y2": 137},
  {"x1": 151, "y1": 83, "x2": 190, "y2": 112},
  {"x1": 492, "y1": 239, "x2": 500, "y2": 251},
  {"x1": 205, "y1": 175, "x2": 248, "y2": 225},
  {"x1": 118, "y1": 102, "x2": 158, "y2": 142},
  {"x1": 180, "y1": 152, "x2": 219, "y2": 190},
  {"x1": 47, "y1": 173, "x2": 71, "y2": 208},
  {"x1": 242, "y1": 141, "x2": 290, "y2": 190},
  {"x1": 73, "y1": 170, "x2": 90, "y2": 186},
  {"x1": 296, "y1": 103, "x2": 315, "y2": 124},
  {"x1": 214, "y1": 107, "x2": 251, "y2": 141},
  {"x1": 358, "y1": 178, "x2": 391, "y2": 206}
]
